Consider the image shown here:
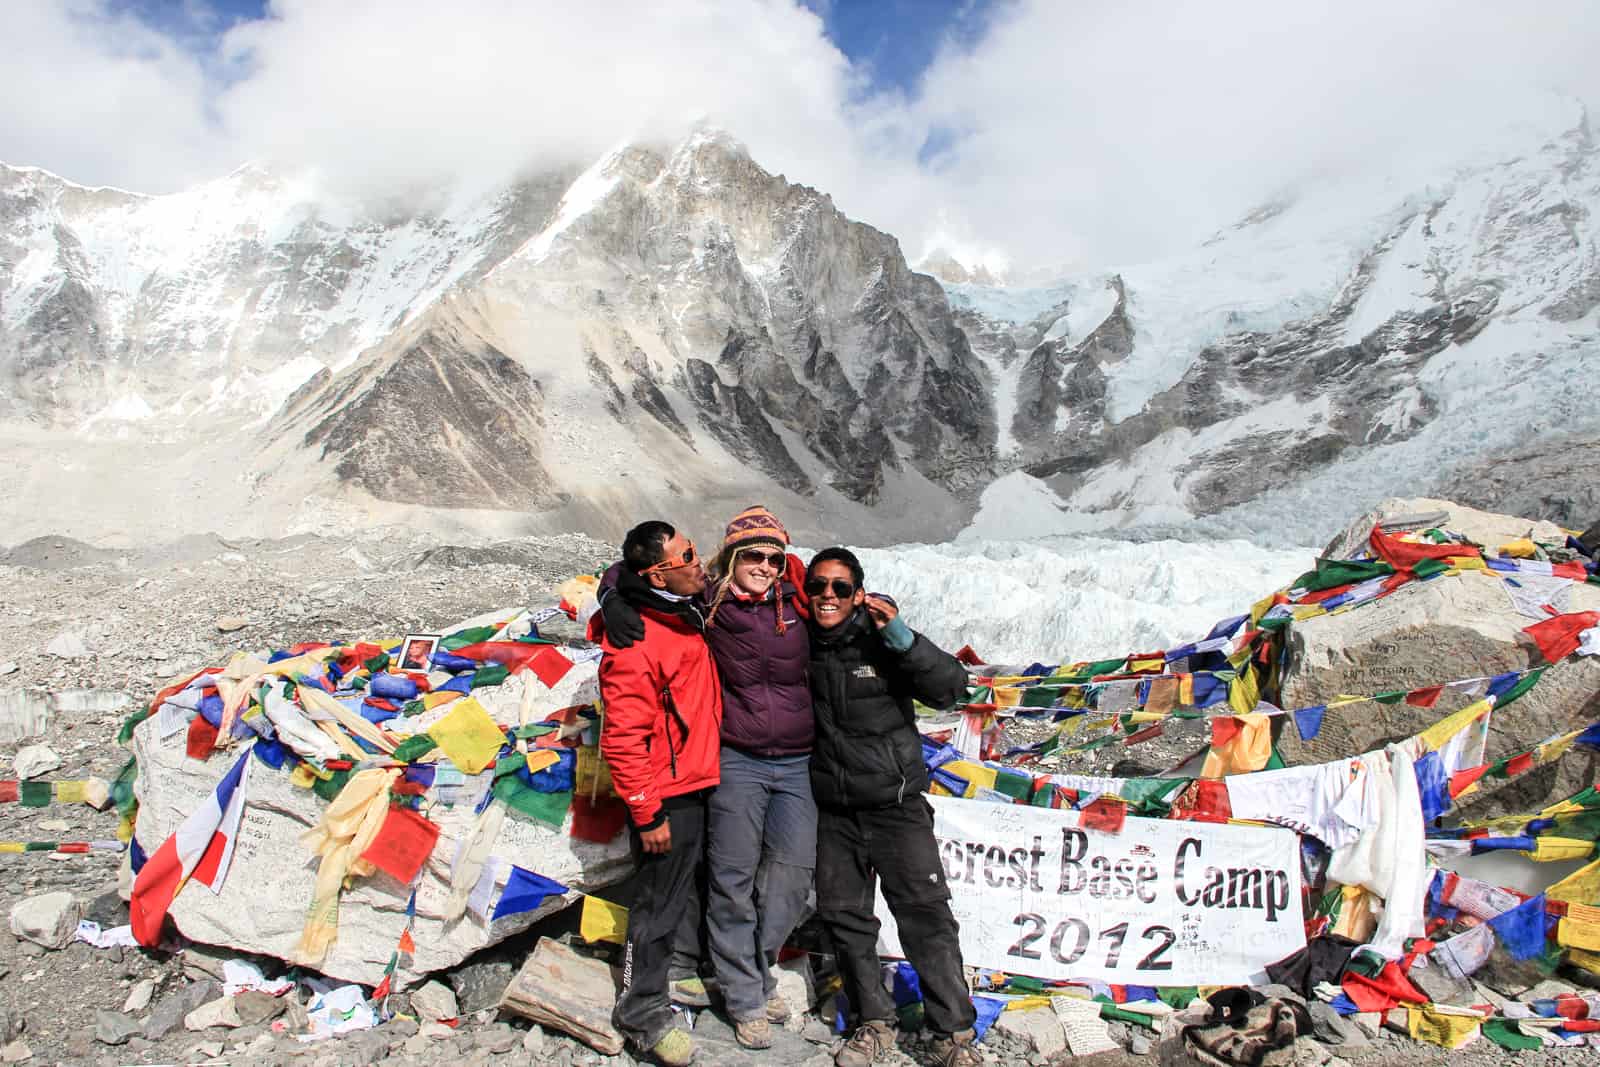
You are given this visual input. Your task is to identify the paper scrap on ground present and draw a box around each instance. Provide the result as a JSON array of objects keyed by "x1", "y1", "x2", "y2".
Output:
[
  {"x1": 75, "y1": 920, "x2": 138, "y2": 949},
  {"x1": 1054, "y1": 995, "x2": 1119, "y2": 1055},
  {"x1": 300, "y1": 984, "x2": 376, "y2": 1042},
  {"x1": 223, "y1": 958, "x2": 295, "y2": 997}
]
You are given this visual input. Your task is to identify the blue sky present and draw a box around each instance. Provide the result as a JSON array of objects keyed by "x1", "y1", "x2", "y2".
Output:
[{"x1": 119, "y1": 0, "x2": 995, "y2": 99}]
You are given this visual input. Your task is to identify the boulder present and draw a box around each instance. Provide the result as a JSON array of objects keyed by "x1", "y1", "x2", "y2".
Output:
[
  {"x1": 1281, "y1": 498, "x2": 1600, "y2": 819},
  {"x1": 499, "y1": 937, "x2": 624, "y2": 1055},
  {"x1": 92, "y1": 1010, "x2": 143, "y2": 1046},
  {"x1": 992, "y1": 1007, "x2": 1068, "y2": 1057},
  {"x1": 126, "y1": 662, "x2": 630, "y2": 986},
  {"x1": 11, "y1": 745, "x2": 60, "y2": 781},
  {"x1": 8, "y1": 892, "x2": 80, "y2": 950},
  {"x1": 410, "y1": 980, "x2": 459, "y2": 1022}
]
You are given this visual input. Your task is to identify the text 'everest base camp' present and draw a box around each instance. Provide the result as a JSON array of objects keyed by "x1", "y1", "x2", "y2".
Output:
[{"x1": 5, "y1": 96, "x2": 1600, "y2": 1067}]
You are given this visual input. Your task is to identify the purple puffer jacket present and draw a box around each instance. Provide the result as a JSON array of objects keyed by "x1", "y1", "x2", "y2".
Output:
[{"x1": 705, "y1": 582, "x2": 813, "y2": 757}]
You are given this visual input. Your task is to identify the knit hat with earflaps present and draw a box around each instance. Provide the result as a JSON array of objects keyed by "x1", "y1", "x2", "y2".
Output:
[{"x1": 722, "y1": 505, "x2": 789, "y2": 555}]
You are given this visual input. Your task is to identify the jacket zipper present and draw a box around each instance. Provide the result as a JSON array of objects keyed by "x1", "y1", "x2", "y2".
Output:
[{"x1": 662, "y1": 686, "x2": 688, "y2": 779}]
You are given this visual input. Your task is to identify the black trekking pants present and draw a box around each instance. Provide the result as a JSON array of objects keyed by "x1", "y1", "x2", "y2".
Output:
[{"x1": 815, "y1": 795, "x2": 976, "y2": 1036}]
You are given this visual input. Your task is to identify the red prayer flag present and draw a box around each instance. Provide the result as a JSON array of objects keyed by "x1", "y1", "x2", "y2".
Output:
[
  {"x1": 360, "y1": 806, "x2": 441, "y2": 884},
  {"x1": 1449, "y1": 764, "x2": 1491, "y2": 797},
  {"x1": 397, "y1": 928, "x2": 416, "y2": 954},
  {"x1": 1124, "y1": 723, "x2": 1165, "y2": 746},
  {"x1": 1369, "y1": 525, "x2": 1482, "y2": 570},
  {"x1": 1503, "y1": 751, "x2": 1535, "y2": 778},
  {"x1": 954, "y1": 644, "x2": 984, "y2": 666},
  {"x1": 451, "y1": 642, "x2": 574, "y2": 688},
  {"x1": 1341, "y1": 961, "x2": 1427, "y2": 1013},
  {"x1": 186, "y1": 716, "x2": 219, "y2": 761},
  {"x1": 1210, "y1": 717, "x2": 1243, "y2": 748},
  {"x1": 0, "y1": 781, "x2": 17, "y2": 803},
  {"x1": 1080, "y1": 797, "x2": 1127, "y2": 834},
  {"x1": 1523, "y1": 611, "x2": 1600, "y2": 664},
  {"x1": 569, "y1": 793, "x2": 629, "y2": 843},
  {"x1": 1405, "y1": 686, "x2": 1444, "y2": 708}
]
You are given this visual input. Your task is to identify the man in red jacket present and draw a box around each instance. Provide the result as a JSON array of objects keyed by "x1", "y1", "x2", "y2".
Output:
[{"x1": 596, "y1": 520, "x2": 723, "y2": 1067}]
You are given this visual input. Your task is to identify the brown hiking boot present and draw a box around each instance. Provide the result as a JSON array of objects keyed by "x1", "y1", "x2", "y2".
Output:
[
  {"x1": 928, "y1": 1028, "x2": 982, "y2": 1067},
  {"x1": 735, "y1": 1016, "x2": 774, "y2": 1049},
  {"x1": 835, "y1": 1018, "x2": 897, "y2": 1067},
  {"x1": 766, "y1": 993, "x2": 792, "y2": 1023}
]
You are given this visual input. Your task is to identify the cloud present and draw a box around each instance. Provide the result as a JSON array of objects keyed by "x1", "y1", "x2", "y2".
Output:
[{"x1": 2, "y1": 0, "x2": 1597, "y2": 269}]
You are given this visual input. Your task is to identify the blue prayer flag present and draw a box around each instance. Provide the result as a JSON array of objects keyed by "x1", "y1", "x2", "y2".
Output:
[
  {"x1": 1488, "y1": 893, "x2": 1549, "y2": 960},
  {"x1": 491, "y1": 865, "x2": 569, "y2": 921},
  {"x1": 1293, "y1": 705, "x2": 1326, "y2": 742}
]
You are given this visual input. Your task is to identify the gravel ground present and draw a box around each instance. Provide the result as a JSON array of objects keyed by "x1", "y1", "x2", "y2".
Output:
[{"x1": 0, "y1": 531, "x2": 1585, "y2": 1065}]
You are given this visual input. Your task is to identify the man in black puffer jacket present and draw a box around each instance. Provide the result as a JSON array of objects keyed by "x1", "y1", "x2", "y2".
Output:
[{"x1": 804, "y1": 548, "x2": 980, "y2": 1067}]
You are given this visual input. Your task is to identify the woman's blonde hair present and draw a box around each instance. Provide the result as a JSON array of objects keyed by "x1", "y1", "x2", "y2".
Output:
[{"x1": 705, "y1": 539, "x2": 788, "y2": 634}]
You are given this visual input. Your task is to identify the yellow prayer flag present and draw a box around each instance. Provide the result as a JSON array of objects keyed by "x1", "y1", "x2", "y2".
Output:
[
  {"x1": 1533, "y1": 837, "x2": 1595, "y2": 863},
  {"x1": 1128, "y1": 657, "x2": 1164, "y2": 674},
  {"x1": 1291, "y1": 605, "x2": 1327, "y2": 621},
  {"x1": 1249, "y1": 592, "x2": 1276, "y2": 625},
  {"x1": 1002, "y1": 996, "x2": 1053, "y2": 1012},
  {"x1": 993, "y1": 687, "x2": 1021, "y2": 708},
  {"x1": 52, "y1": 781, "x2": 87, "y2": 803},
  {"x1": 1407, "y1": 1006, "x2": 1482, "y2": 1049},
  {"x1": 1451, "y1": 556, "x2": 1488, "y2": 572},
  {"x1": 1417, "y1": 698, "x2": 1493, "y2": 752},
  {"x1": 575, "y1": 746, "x2": 614, "y2": 797},
  {"x1": 580, "y1": 894, "x2": 628, "y2": 945},
  {"x1": 1557, "y1": 905, "x2": 1600, "y2": 952},
  {"x1": 427, "y1": 697, "x2": 507, "y2": 775},
  {"x1": 1570, "y1": 947, "x2": 1600, "y2": 975},
  {"x1": 1537, "y1": 732, "x2": 1579, "y2": 766},
  {"x1": 524, "y1": 749, "x2": 562, "y2": 775},
  {"x1": 1178, "y1": 674, "x2": 1195, "y2": 706},
  {"x1": 1498, "y1": 538, "x2": 1538, "y2": 559},
  {"x1": 1201, "y1": 712, "x2": 1272, "y2": 778},
  {"x1": 1227, "y1": 667, "x2": 1259, "y2": 716},
  {"x1": 940, "y1": 760, "x2": 998, "y2": 798},
  {"x1": 1547, "y1": 857, "x2": 1600, "y2": 905},
  {"x1": 0, "y1": 843, "x2": 23, "y2": 853},
  {"x1": 289, "y1": 763, "x2": 319, "y2": 789},
  {"x1": 423, "y1": 690, "x2": 463, "y2": 710}
]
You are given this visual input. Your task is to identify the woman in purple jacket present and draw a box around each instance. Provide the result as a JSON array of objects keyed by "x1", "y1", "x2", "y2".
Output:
[{"x1": 600, "y1": 505, "x2": 815, "y2": 1050}]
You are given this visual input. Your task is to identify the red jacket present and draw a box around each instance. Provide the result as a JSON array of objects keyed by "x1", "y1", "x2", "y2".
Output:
[{"x1": 595, "y1": 605, "x2": 723, "y2": 829}]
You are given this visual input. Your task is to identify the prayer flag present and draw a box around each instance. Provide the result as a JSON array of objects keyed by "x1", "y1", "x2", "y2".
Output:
[
  {"x1": 1488, "y1": 893, "x2": 1549, "y2": 960},
  {"x1": 580, "y1": 894, "x2": 628, "y2": 944},
  {"x1": 491, "y1": 865, "x2": 569, "y2": 920},
  {"x1": 1294, "y1": 705, "x2": 1326, "y2": 741},
  {"x1": 130, "y1": 746, "x2": 253, "y2": 946},
  {"x1": 1405, "y1": 686, "x2": 1444, "y2": 708},
  {"x1": 360, "y1": 806, "x2": 441, "y2": 884},
  {"x1": 427, "y1": 697, "x2": 506, "y2": 775}
]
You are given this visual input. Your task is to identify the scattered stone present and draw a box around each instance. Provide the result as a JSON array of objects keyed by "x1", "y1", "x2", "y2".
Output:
[
  {"x1": 233, "y1": 990, "x2": 288, "y2": 1026},
  {"x1": 215, "y1": 616, "x2": 248, "y2": 633},
  {"x1": 93, "y1": 1009, "x2": 143, "y2": 1046},
  {"x1": 8, "y1": 891, "x2": 80, "y2": 949},
  {"x1": 123, "y1": 978, "x2": 156, "y2": 1014},
  {"x1": 1350, "y1": 1012, "x2": 1382, "y2": 1039},
  {"x1": 992, "y1": 1007, "x2": 1067, "y2": 1058},
  {"x1": 523, "y1": 1024, "x2": 546, "y2": 1056},
  {"x1": 1130, "y1": 1030, "x2": 1154, "y2": 1055},
  {"x1": 145, "y1": 979, "x2": 223, "y2": 1040},
  {"x1": 800, "y1": 1017, "x2": 834, "y2": 1045},
  {"x1": 1307, "y1": 1003, "x2": 1369, "y2": 1048},
  {"x1": 0, "y1": 690, "x2": 49, "y2": 744},
  {"x1": 185, "y1": 995, "x2": 244, "y2": 1031},
  {"x1": 0, "y1": 664, "x2": 15, "y2": 675},
  {"x1": 411, "y1": 979, "x2": 460, "y2": 1022},
  {"x1": 43, "y1": 631, "x2": 90, "y2": 659},
  {"x1": 450, "y1": 958, "x2": 516, "y2": 1013},
  {"x1": 772, "y1": 957, "x2": 815, "y2": 1025},
  {"x1": 187, "y1": 1039, "x2": 224, "y2": 1059},
  {"x1": 11, "y1": 745, "x2": 60, "y2": 780},
  {"x1": 0, "y1": 1040, "x2": 30, "y2": 1063},
  {"x1": 475, "y1": 1024, "x2": 518, "y2": 1053},
  {"x1": 1407, "y1": 962, "x2": 1475, "y2": 1007},
  {"x1": 500, "y1": 938, "x2": 623, "y2": 1054},
  {"x1": 180, "y1": 942, "x2": 237, "y2": 981},
  {"x1": 1294, "y1": 1036, "x2": 1332, "y2": 1066},
  {"x1": 0, "y1": 1008, "x2": 19, "y2": 1045},
  {"x1": 419, "y1": 1021, "x2": 456, "y2": 1040}
]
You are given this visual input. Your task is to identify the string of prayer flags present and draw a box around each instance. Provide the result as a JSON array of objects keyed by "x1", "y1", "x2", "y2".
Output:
[
  {"x1": 1487, "y1": 893, "x2": 1549, "y2": 960},
  {"x1": 1524, "y1": 611, "x2": 1600, "y2": 664},
  {"x1": 449, "y1": 641, "x2": 574, "y2": 688},
  {"x1": 360, "y1": 805, "x2": 441, "y2": 884},
  {"x1": 0, "y1": 840, "x2": 124, "y2": 854}
]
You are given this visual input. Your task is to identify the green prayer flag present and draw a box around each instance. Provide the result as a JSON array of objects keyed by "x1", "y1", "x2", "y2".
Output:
[
  {"x1": 1007, "y1": 976, "x2": 1044, "y2": 993},
  {"x1": 992, "y1": 770, "x2": 1033, "y2": 801},
  {"x1": 363, "y1": 654, "x2": 389, "y2": 673},
  {"x1": 25, "y1": 841, "x2": 56, "y2": 851},
  {"x1": 1482, "y1": 1019, "x2": 1541, "y2": 1051},
  {"x1": 1156, "y1": 987, "x2": 1200, "y2": 1010},
  {"x1": 401, "y1": 700, "x2": 426, "y2": 717},
  {"x1": 492, "y1": 774, "x2": 572, "y2": 827},
  {"x1": 391, "y1": 735, "x2": 439, "y2": 763},
  {"x1": 312, "y1": 769, "x2": 352, "y2": 803},
  {"x1": 471, "y1": 664, "x2": 510, "y2": 689},
  {"x1": 1492, "y1": 669, "x2": 1543, "y2": 710},
  {"x1": 441, "y1": 625, "x2": 498, "y2": 651},
  {"x1": 1117, "y1": 778, "x2": 1190, "y2": 817},
  {"x1": 1021, "y1": 686, "x2": 1059, "y2": 708},
  {"x1": 19, "y1": 781, "x2": 52, "y2": 807},
  {"x1": 1099, "y1": 1004, "x2": 1158, "y2": 1030},
  {"x1": 1030, "y1": 785, "x2": 1056, "y2": 807},
  {"x1": 1290, "y1": 558, "x2": 1395, "y2": 593},
  {"x1": 111, "y1": 756, "x2": 139, "y2": 819},
  {"x1": 117, "y1": 707, "x2": 154, "y2": 745},
  {"x1": 1412, "y1": 557, "x2": 1451, "y2": 580},
  {"x1": 1373, "y1": 690, "x2": 1406, "y2": 705},
  {"x1": 1264, "y1": 745, "x2": 1287, "y2": 771}
]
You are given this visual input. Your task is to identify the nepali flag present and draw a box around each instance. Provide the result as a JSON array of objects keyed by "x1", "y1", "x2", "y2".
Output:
[{"x1": 130, "y1": 746, "x2": 253, "y2": 947}]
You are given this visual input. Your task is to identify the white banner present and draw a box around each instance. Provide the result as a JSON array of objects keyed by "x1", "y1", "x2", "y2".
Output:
[{"x1": 875, "y1": 796, "x2": 1305, "y2": 986}]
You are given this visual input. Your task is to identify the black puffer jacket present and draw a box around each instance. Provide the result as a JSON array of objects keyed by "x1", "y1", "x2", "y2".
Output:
[{"x1": 808, "y1": 606, "x2": 968, "y2": 811}]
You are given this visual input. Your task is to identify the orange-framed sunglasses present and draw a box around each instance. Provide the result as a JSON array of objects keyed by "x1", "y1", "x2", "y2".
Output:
[{"x1": 640, "y1": 539, "x2": 699, "y2": 575}]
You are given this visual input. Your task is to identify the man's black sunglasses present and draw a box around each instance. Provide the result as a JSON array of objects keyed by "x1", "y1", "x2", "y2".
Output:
[{"x1": 805, "y1": 577, "x2": 856, "y2": 599}]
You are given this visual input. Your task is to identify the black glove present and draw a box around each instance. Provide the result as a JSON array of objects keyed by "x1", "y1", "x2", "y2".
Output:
[{"x1": 599, "y1": 583, "x2": 646, "y2": 648}]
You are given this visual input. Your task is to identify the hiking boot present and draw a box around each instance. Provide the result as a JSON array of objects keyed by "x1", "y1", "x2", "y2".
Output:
[
  {"x1": 647, "y1": 1027, "x2": 695, "y2": 1066},
  {"x1": 835, "y1": 1018, "x2": 896, "y2": 1067},
  {"x1": 669, "y1": 976, "x2": 713, "y2": 1008},
  {"x1": 766, "y1": 993, "x2": 792, "y2": 1023},
  {"x1": 928, "y1": 1028, "x2": 982, "y2": 1067},
  {"x1": 735, "y1": 1017, "x2": 773, "y2": 1049}
]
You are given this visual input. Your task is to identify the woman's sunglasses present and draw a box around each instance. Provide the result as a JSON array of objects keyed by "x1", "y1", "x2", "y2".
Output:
[
  {"x1": 804, "y1": 577, "x2": 856, "y2": 599},
  {"x1": 641, "y1": 540, "x2": 698, "y2": 574},
  {"x1": 739, "y1": 549, "x2": 786, "y2": 569}
]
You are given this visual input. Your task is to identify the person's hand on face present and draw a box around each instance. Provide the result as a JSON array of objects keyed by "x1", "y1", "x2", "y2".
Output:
[
  {"x1": 645, "y1": 532, "x2": 706, "y2": 596},
  {"x1": 805, "y1": 560, "x2": 863, "y2": 629},
  {"x1": 731, "y1": 546, "x2": 784, "y2": 598}
]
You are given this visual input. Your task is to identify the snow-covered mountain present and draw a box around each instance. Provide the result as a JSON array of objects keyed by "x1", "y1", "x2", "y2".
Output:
[
  {"x1": 955, "y1": 100, "x2": 1600, "y2": 545},
  {"x1": 2, "y1": 106, "x2": 1597, "y2": 548}
]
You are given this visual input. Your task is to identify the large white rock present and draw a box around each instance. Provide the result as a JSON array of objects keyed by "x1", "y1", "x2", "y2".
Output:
[
  {"x1": 12, "y1": 745, "x2": 60, "y2": 780},
  {"x1": 9, "y1": 891, "x2": 81, "y2": 949},
  {"x1": 1283, "y1": 499, "x2": 1600, "y2": 817},
  {"x1": 992, "y1": 1006, "x2": 1068, "y2": 1057},
  {"x1": 127, "y1": 661, "x2": 631, "y2": 986}
]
